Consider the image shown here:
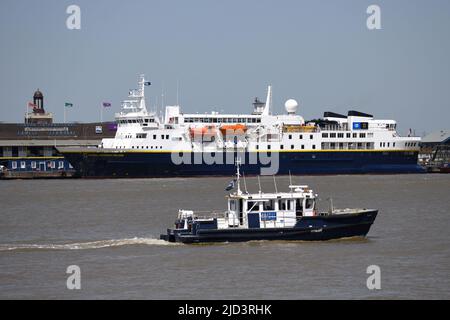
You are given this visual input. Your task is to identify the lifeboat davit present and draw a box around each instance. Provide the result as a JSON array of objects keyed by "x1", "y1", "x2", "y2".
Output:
[
  {"x1": 220, "y1": 124, "x2": 247, "y2": 136},
  {"x1": 189, "y1": 126, "x2": 217, "y2": 138}
]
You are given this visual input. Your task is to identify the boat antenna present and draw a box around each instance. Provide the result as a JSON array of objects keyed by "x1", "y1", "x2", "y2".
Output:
[
  {"x1": 243, "y1": 171, "x2": 248, "y2": 194},
  {"x1": 235, "y1": 158, "x2": 242, "y2": 195},
  {"x1": 273, "y1": 175, "x2": 278, "y2": 193},
  {"x1": 328, "y1": 197, "x2": 334, "y2": 214},
  {"x1": 176, "y1": 79, "x2": 179, "y2": 106},
  {"x1": 257, "y1": 175, "x2": 262, "y2": 194}
]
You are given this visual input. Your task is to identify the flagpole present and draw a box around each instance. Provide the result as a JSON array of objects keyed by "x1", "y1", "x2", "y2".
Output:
[
  {"x1": 64, "y1": 104, "x2": 66, "y2": 123},
  {"x1": 100, "y1": 103, "x2": 103, "y2": 123}
]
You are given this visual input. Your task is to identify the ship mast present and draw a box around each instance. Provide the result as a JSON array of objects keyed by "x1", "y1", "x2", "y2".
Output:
[{"x1": 236, "y1": 158, "x2": 242, "y2": 195}]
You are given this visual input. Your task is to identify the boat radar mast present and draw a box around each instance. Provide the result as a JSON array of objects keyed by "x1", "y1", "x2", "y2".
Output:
[
  {"x1": 122, "y1": 74, "x2": 151, "y2": 112},
  {"x1": 235, "y1": 158, "x2": 242, "y2": 195}
]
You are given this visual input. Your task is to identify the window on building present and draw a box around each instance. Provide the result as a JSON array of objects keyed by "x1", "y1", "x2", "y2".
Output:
[
  {"x1": 12, "y1": 161, "x2": 17, "y2": 169},
  {"x1": 360, "y1": 133, "x2": 366, "y2": 138},
  {"x1": 322, "y1": 133, "x2": 328, "y2": 138},
  {"x1": 20, "y1": 161, "x2": 26, "y2": 169},
  {"x1": 291, "y1": 145, "x2": 294, "y2": 150},
  {"x1": 312, "y1": 145, "x2": 316, "y2": 150},
  {"x1": 166, "y1": 135, "x2": 169, "y2": 139},
  {"x1": 346, "y1": 133, "x2": 351, "y2": 138},
  {"x1": 353, "y1": 133, "x2": 357, "y2": 138},
  {"x1": 58, "y1": 161, "x2": 64, "y2": 169},
  {"x1": 280, "y1": 145, "x2": 284, "y2": 150},
  {"x1": 288, "y1": 134, "x2": 292, "y2": 140},
  {"x1": 301, "y1": 145, "x2": 305, "y2": 150},
  {"x1": 310, "y1": 135, "x2": 313, "y2": 139},
  {"x1": 330, "y1": 133, "x2": 336, "y2": 138},
  {"x1": 338, "y1": 133, "x2": 344, "y2": 138},
  {"x1": 300, "y1": 135, "x2": 303, "y2": 139},
  {"x1": 31, "y1": 161, "x2": 36, "y2": 169}
]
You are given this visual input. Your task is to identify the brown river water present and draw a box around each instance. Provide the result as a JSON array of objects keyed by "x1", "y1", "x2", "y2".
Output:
[{"x1": 0, "y1": 174, "x2": 449, "y2": 299}]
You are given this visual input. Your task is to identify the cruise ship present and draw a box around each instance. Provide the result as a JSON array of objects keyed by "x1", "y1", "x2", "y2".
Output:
[{"x1": 58, "y1": 75, "x2": 424, "y2": 177}]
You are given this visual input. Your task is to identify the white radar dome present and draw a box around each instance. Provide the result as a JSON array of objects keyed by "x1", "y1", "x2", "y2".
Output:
[{"x1": 285, "y1": 99, "x2": 299, "y2": 114}]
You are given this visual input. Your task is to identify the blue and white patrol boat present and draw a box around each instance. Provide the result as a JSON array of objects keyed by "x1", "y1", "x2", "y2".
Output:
[{"x1": 160, "y1": 161, "x2": 378, "y2": 243}]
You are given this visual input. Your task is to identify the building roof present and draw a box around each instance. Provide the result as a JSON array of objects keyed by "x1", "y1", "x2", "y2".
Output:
[
  {"x1": 33, "y1": 89, "x2": 43, "y2": 98},
  {"x1": 422, "y1": 130, "x2": 450, "y2": 143}
]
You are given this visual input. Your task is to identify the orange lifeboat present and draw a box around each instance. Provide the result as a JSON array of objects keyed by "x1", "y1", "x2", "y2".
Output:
[
  {"x1": 220, "y1": 124, "x2": 247, "y2": 136},
  {"x1": 189, "y1": 125, "x2": 217, "y2": 139}
]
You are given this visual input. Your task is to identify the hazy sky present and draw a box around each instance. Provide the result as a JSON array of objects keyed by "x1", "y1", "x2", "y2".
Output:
[{"x1": 1, "y1": 0, "x2": 449, "y2": 135}]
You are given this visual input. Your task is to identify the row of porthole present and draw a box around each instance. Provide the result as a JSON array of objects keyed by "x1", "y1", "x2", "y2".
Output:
[
  {"x1": 115, "y1": 146, "x2": 164, "y2": 150},
  {"x1": 10, "y1": 160, "x2": 69, "y2": 170},
  {"x1": 256, "y1": 144, "x2": 316, "y2": 150}
]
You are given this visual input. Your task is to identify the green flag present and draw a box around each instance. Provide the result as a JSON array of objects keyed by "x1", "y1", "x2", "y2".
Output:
[{"x1": 65, "y1": 102, "x2": 73, "y2": 108}]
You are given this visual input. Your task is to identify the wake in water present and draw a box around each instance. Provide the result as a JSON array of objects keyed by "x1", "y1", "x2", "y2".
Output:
[{"x1": 0, "y1": 237, "x2": 178, "y2": 252}]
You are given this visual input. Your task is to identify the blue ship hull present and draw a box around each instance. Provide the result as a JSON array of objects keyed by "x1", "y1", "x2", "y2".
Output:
[
  {"x1": 62, "y1": 150, "x2": 424, "y2": 177},
  {"x1": 161, "y1": 210, "x2": 378, "y2": 243}
]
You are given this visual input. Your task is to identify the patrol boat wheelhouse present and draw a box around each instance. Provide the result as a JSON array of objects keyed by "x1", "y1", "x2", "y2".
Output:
[
  {"x1": 160, "y1": 162, "x2": 378, "y2": 243},
  {"x1": 59, "y1": 74, "x2": 424, "y2": 177}
]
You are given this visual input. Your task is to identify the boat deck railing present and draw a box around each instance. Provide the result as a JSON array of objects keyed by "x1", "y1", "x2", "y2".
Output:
[{"x1": 193, "y1": 210, "x2": 228, "y2": 219}]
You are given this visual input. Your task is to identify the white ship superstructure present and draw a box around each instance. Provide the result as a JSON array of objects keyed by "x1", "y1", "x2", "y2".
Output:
[{"x1": 102, "y1": 75, "x2": 420, "y2": 155}]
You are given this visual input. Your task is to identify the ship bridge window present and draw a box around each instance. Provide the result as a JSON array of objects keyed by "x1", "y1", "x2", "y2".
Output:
[
  {"x1": 346, "y1": 133, "x2": 351, "y2": 138},
  {"x1": 296, "y1": 199, "x2": 303, "y2": 214},
  {"x1": 353, "y1": 133, "x2": 357, "y2": 138},
  {"x1": 278, "y1": 200, "x2": 286, "y2": 211},
  {"x1": 330, "y1": 133, "x2": 336, "y2": 138},
  {"x1": 263, "y1": 200, "x2": 274, "y2": 211},
  {"x1": 360, "y1": 133, "x2": 366, "y2": 138},
  {"x1": 322, "y1": 133, "x2": 328, "y2": 138},
  {"x1": 305, "y1": 198, "x2": 315, "y2": 210},
  {"x1": 338, "y1": 133, "x2": 344, "y2": 138},
  {"x1": 247, "y1": 201, "x2": 259, "y2": 212},
  {"x1": 229, "y1": 200, "x2": 236, "y2": 211}
]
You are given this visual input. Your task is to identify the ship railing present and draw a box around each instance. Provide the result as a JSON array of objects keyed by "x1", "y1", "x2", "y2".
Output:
[
  {"x1": 193, "y1": 210, "x2": 228, "y2": 220},
  {"x1": 283, "y1": 125, "x2": 319, "y2": 133},
  {"x1": 319, "y1": 125, "x2": 349, "y2": 132}
]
